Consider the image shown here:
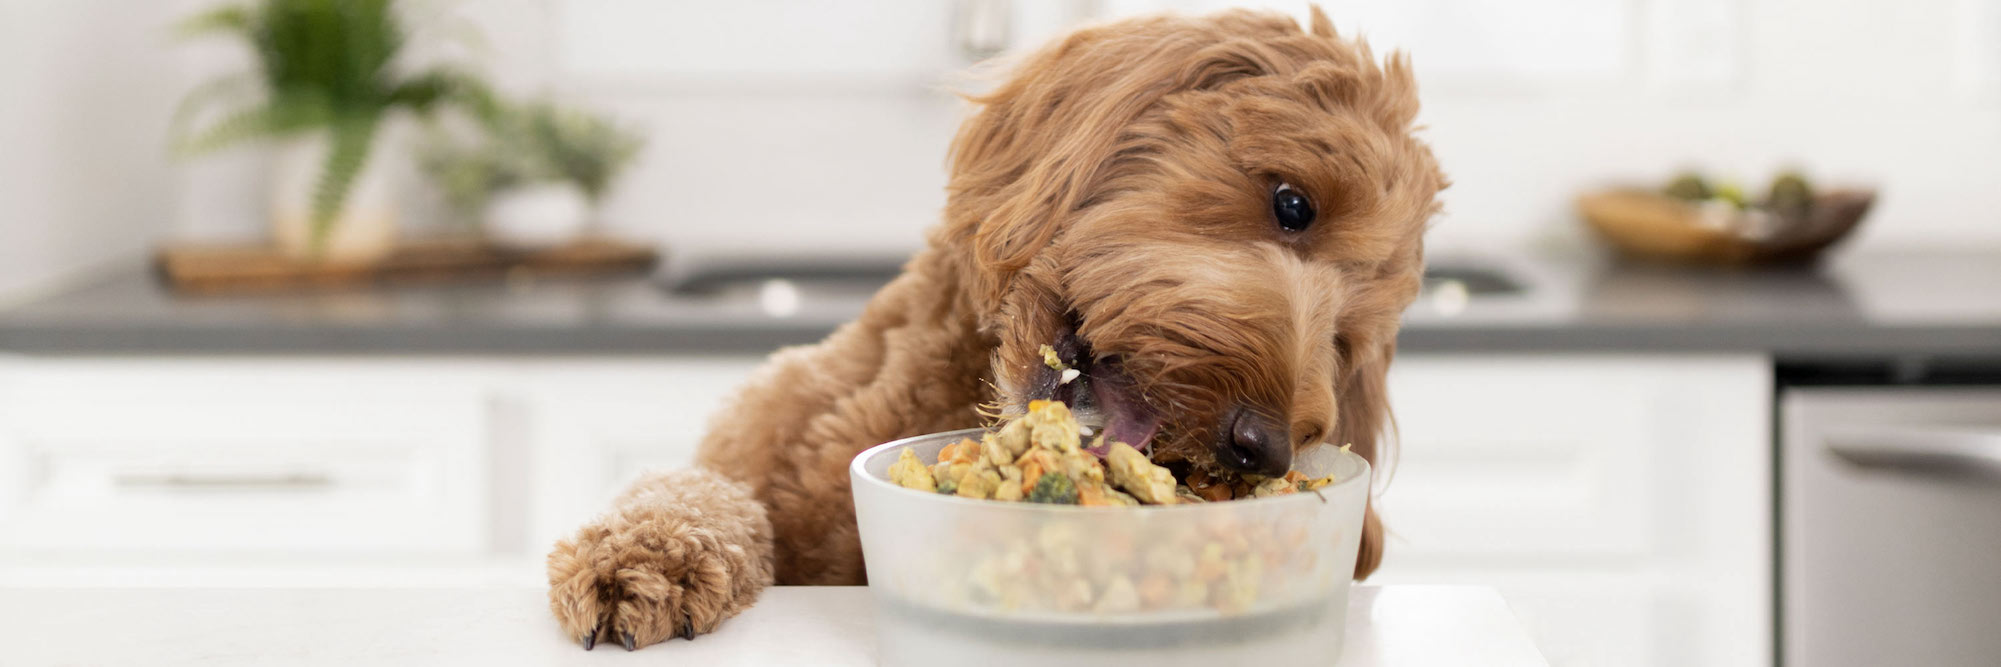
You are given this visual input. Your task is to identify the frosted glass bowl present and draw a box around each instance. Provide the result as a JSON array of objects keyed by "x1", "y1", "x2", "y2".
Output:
[{"x1": 850, "y1": 428, "x2": 1371, "y2": 667}]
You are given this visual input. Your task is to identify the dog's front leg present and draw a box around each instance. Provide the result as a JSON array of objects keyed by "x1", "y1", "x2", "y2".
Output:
[{"x1": 545, "y1": 467, "x2": 775, "y2": 650}]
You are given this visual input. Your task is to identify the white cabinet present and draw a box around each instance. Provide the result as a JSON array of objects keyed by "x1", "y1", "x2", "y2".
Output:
[
  {"x1": 0, "y1": 360, "x2": 495, "y2": 555},
  {"x1": 0, "y1": 351, "x2": 1774, "y2": 666},
  {"x1": 517, "y1": 358, "x2": 764, "y2": 553},
  {"x1": 0, "y1": 355, "x2": 763, "y2": 586},
  {"x1": 1371, "y1": 354, "x2": 1771, "y2": 667}
]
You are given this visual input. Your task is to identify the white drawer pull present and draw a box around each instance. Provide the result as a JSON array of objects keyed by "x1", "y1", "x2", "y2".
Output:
[{"x1": 112, "y1": 472, "x2": 335, "y2": 490}]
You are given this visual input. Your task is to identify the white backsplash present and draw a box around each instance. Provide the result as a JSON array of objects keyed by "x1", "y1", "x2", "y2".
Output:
[
  {"x1": 7, "y1": 0, "x2": 2001, "y2": 303},
  {"x1": 470, "y1": 0, "x2": 2001, "y2": 255},
  {"x1": 0, "y1": 0, "x2": 186, "y2": 302},
  {"x1": 577, "y1": 90, "x2": 960, "y2": 257}
]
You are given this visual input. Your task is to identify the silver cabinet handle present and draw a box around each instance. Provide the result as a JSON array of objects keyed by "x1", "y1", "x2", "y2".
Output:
[
  {"x1": 1824, "y1": 429, "x2": 2001, "y2": 481},
  {"x1": 113, "y1": 472, "x2": 334, "y2": 490}
]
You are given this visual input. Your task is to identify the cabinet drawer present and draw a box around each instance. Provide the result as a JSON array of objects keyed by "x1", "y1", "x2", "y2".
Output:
[
  {"x1": 1379, "y1": 355, "x2": 1767, "y2": 561},
  {"x1": 0, "y1": 361, "x2": 492, "y2": 554}
]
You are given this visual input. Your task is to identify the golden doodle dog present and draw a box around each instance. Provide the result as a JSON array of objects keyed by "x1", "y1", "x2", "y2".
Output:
[{"x1": 547, "y1": 7, "x2": 1445, "y2": 650}]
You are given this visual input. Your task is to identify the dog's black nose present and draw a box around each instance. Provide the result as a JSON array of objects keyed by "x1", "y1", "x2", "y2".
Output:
[{"x1": 1218, "y1": 406, "x2": 1292, "y2": 477}]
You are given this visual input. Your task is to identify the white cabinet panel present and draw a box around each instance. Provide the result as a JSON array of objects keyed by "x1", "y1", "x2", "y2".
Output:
[
  {"x1": 0, "y1": 349, "x2": 1774, "y2": 667},
  {"x1": 519, "y1": 358, "x2": 764, "y2": 551},
  {"x1": 0, "y1": 355, "x2": 771, "y2": 582},
  {"x1": 0, "y1": 360, "x2": 494, "y2": 554},
  {"x1": 1373, "y1": 354, "x2": 1771, "y2": 667},
  {"x1": 1381, "y1": 359, "x2": 1656, "y2": 559},
  {"x1": 0, "y1": 355, "x2": 777, "y2": 583}
]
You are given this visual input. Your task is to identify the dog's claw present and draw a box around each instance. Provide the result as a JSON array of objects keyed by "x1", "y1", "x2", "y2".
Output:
[
  {"x1": 680, "y1": 625, "x2": 696, "y2": 641},
  {"x1": 622, "y1": 632, "x2": 636, "y2": 651},
  {"x1": 580, "y1": 633, "x2": 596, "y2": 651}
]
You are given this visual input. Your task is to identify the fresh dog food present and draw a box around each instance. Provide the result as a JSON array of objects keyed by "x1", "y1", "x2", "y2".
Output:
[
  {"x1": 879, "y1": 401, "x2": 1355, "y2": 615},
  {"x1": 889, "y1": 399, "x2": 1340, "y2": 505}
]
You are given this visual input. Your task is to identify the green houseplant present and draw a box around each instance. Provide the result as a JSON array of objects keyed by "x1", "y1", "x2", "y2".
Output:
[
  {"x1": 174, "y1": 0, "x2": 492, "y2": 261},
  {"x1": 510, "y1": 100, "x2": 647, "y2": 208},
  {"x1": 418, "y1": 99, "x2": 645, "y2": 245}
]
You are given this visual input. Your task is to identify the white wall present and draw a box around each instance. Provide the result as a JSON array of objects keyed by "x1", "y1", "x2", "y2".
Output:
[
  {"x1": 0, "y1": 0, "x2": 187, "y2": 302},
  {"x1": 477, "y1": 0, "x2": 2001, "y2": 254},
  {"x1": 5, "y1": 0, "x2": 1999, "y2": 302},
  {"x1": 502, "y1": 1, "x2": 2001, "y2": 254}
]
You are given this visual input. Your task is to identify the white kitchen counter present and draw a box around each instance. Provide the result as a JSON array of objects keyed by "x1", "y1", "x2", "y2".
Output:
[{"x1": 0, "y1": 585, "x2": 1545, "y2": 666}]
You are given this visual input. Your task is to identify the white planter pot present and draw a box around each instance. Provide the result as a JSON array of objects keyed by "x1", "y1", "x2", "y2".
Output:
[
  {"x1": 270, "y1": 132, "x2": 398, "y2": 263},
  {"x1": 485, "y1": 183, "x2": 591, "y2": 247}
]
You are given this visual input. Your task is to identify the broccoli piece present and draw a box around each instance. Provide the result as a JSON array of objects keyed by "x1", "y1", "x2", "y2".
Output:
[
  {"x1": 936, "y1": 477, "x2": 959, "y2": 496},
  {"x1": 1713, "y1": 181, "x2": 1748, "y2": 209},
  {"x1": 1027, "y1": 472, "x2": 1079, "y2": 504}
]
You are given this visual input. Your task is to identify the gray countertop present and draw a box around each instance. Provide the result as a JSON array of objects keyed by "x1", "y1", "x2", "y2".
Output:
[{"x1": 1, "y1": 249, "x2": 1997, "y2": 358}]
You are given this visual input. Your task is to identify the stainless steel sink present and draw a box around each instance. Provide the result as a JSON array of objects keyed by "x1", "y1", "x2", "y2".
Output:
[
  {"x1": 665, "y1": 258, "x2": 904, "y2": 296},
  {"x1": 1422, "y1": 264, "x2": 1528, "y2": 298},
  {"x1": 663, "y1": 256, "x2": 1530, "y2": 304}
]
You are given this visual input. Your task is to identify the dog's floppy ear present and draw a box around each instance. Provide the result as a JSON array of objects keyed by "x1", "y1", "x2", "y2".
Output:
[
  {"x1": 940, "y1": 18, "x2": 1284, "y2": 309},
  {"x1": 1336, "y1": 334, "x2": 1396, "y2": 580}
]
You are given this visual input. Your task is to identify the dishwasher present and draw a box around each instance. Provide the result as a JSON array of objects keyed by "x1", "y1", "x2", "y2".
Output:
[{"x1": 1781, "y1": 363, "x2": 2001, "y2": 667}]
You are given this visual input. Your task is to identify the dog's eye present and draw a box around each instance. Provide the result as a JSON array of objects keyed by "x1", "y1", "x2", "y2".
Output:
[{"x1": 1271, "y1": 182, "x2": 1316, "y2": 232}]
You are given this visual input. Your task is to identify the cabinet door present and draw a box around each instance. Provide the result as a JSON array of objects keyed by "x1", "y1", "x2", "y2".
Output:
[
  {"x1": 1369, "y1": 354, "x2": 1771, "y2": 667},
  {"x1": 519, "y1": 358, "x2": 764, "y2": 552},
  {"x1": 0, "y1": 359, "x2": 494, "y2": 555}
]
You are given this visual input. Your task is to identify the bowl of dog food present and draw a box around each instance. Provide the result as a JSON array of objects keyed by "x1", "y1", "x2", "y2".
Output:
[{"x1": 850, "y1": 400, "x2": 1371, "y2": 667}]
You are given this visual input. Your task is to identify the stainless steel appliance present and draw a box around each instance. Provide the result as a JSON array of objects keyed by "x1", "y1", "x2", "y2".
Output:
[{"x1": 1782, "y1": 385, "x2": 2001, "y2": 666}]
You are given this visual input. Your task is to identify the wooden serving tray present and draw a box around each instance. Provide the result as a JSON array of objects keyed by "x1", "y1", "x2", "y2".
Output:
[{"x1": 156, "y1": 238, "x2": 660, "y2": 293}]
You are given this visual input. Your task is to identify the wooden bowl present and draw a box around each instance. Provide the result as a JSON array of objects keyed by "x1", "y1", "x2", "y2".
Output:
[{"x1": 1576, "y1": 187, "x2": 1875, "y2": 265}]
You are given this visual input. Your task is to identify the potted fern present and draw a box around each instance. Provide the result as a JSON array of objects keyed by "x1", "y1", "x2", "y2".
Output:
[
  {"x1": 174, "y1": 0, "x2": 492, "y2": 262},
  {"x1": 420, "y1": 100, "x2": 645, "y2": 246}
]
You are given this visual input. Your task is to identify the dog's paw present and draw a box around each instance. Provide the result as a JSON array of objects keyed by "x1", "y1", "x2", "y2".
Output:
[{"x1": 546, "y1": 468, "x2": 775, "y2": 650}]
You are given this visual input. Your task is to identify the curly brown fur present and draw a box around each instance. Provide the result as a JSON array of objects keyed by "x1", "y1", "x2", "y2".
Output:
[
  {"x1": 548, "y1": 6, "x2": 1443, "y2": 649},
  {"x1": 547, "y1": 469, "x2": 775, "y2": 649}
]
